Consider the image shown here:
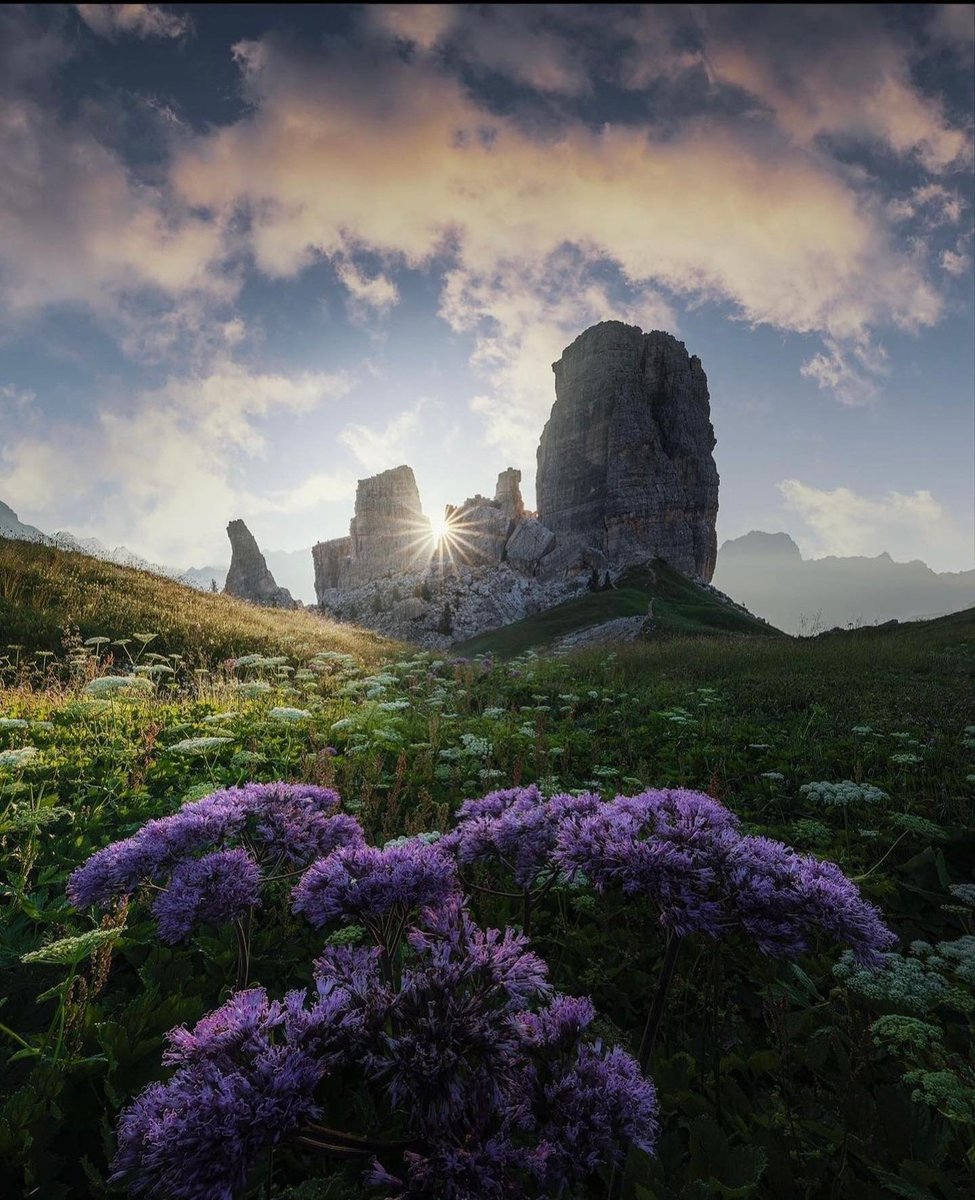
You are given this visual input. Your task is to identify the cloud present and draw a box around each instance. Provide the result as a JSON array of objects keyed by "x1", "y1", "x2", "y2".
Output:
[
  {"x1": 170, "y1": 33, "x2": 953, "y2": 460},
  {"x1": 0, "y1": 361, "x2": 351, "y2": 563},
  {"x1": 888, "y1": 183, "x2": 966, "y2": 226},
  {"x1": 929, "y1": 5, "x2": 975, "y2": 56},
  {"x1": 942, "y1": 246, "x2": 973, "y2": 274},
  {"x1": 335, "y1": 260, "x2": 400, "y2": 318},
  {"x1": 75, "y1": 5, "x2": 191, "y2": 41},
  {"x1": 368, "y1": 4, "x2": 591, "y2": 95},
  {"x1": 339, "y1": 404, "x2": 426, "y2": 474},
  {"x1": 800, "y1": 337, "x2": 889, "y2": 407},
  {"x1": 688, "y1": 5, "x2": 972, "y2": 173},
  {"x1": 0, "y1": 93, "x2": 230, "y2": 328},
  {"x1": 778, "y1": 478, "x2": 973, "y2": 570}
]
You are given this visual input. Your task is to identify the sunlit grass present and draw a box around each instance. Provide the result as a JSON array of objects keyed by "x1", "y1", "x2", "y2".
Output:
[{"x1": 0, "y1": 536, "x2": 396, "y2": 665}]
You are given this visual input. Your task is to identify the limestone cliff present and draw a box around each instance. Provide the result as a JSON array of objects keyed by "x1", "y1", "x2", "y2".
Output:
[{"x1": 536, "y1": 321, "x2": 719, "y2": 581}]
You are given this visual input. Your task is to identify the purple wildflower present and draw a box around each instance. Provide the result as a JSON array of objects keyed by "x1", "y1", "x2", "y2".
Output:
[
  {"x1": 232, "y1": 782, "x2": 360, "y2": 864},
  {"x1": 292, "y1": 839, "x2": 460, "y2": 932},
  {"x1": 556, "y1": 790, "x2": 896, "y2": 963},
  {"x1": 68, "y1": 783, "x2": 365, "y2": 915},
  {"x1": 556, "y1": 799, "x2": 722, "y2": 936},
  {"x1": 368, "y1": 1135, "x2": 534, "y2": 1200},
  {"x1": 368, "y1": 899, "x2": 552, "y2": 1129},
  {"x1": 68, "y1": 790, "x2": 244, "y2": 908},
  {"x1": 534, "y1": 1043, "x2": 659, "y2": 1187},
  {"x1": 112, "y1": 982, "x2": 361, "y2": 1200},
  {"x1": 444, "y1": 785, "x2": 602, "y2": 887},
  {"x1": 514, "y1": 993, "x2": 597, "y2": 1050},
  {"x1": 151, "y1": 849, "x2": 261, "y2": 944}
]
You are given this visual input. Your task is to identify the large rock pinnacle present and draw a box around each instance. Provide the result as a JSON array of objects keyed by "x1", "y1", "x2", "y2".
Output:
[
  {"x1": 224, "y1": 520, "x2": 297, "y2": 608},
  {"x1": 536, "y1": 320, "x2": 719, "y2": 581}
]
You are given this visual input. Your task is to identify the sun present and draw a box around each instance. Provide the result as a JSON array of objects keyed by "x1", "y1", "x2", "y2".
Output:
[{"x1": 430, "y1": 511, "x2": 453, "y2": 547}]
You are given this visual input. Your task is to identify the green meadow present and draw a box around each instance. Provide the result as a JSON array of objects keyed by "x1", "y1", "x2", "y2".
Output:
[{"x1": 1, "y1": 542, "x2": 973, "y2": 1199}]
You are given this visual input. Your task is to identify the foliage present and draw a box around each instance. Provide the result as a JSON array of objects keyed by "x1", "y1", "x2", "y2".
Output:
[{"x1": 0, "y1": 605, "x2": 973, "y2": 1197}]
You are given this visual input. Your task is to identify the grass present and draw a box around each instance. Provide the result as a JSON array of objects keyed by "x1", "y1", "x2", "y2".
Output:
[
  {"x1": 0, "y1": 536, "x2": 394, "y2": 665},
  {"x1": 1, "y1": 545, "x2": 973, "y2": 1199},
  {"x1": 454, "y1": 560, "x2": 781, "y2": 657}
]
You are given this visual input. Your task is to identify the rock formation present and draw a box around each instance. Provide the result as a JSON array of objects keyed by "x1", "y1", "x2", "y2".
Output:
[
  {"x1": 494, "y1": 468, "x2": 525, "y2": 521},
  {"x1": 313, "y1": 466, "x2": 433, "y2": 591},
  {"x1": 310, "y1": 321, "x2": 721, "y2": 645},
  {"x1": 536, "y1": 321, "x2": 719, "y2": 581},
  {"x1": 224, "y1": 520, "x2": 297, "y2": 609}
]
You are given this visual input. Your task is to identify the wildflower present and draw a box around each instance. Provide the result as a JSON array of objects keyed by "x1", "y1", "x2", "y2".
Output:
[
  {"x1": 85, "y1": 675, "x2": 154, "y2": 695},
  {"x1": 0, "y1": 717, "x2": 29, "y2": 730},
  {"x1": 834, "y1": 948, "x2": 948, "y2": 1012},
  {"x1": 760, "y1": 771, "x2": 785, "y2": 781},
  {"x1": 169, "y1": 736, "x2": 234, "y2": 756},
  {"x1": 0, "y1": 746, "x2": 40, "y2": 769},
  {"x1": 111, "y1": 983, "x2": 359, "y2": 1200},
  {"x1": 443, "y1": 785, "x2": 602, "y2": 888},
  {"x1": 293, "y1": 839, "x2": 460, "y2": 932},
  {"x1": 22, "y1": 926, "x2": 125, "y2": 965},
  {"x1": 799, "y1": 780, "x2": 889, "y2": 808},
  {"x1": 68, "y1": 784, "x2": 363, "y2": 912},
  {"x1": 268, "y1": 707, "x2": 312, "y2": 722},
  {"x1": 949, "y1": 883, "x2": 975, "y2": 907},
  {"x1": 890, "y1": 753, "x2": 923, "y2": 765},
  {"x1": 556, "y1": 790, "x2": 894, "y2": 963},
  {"x1": 152, "y1": 849, "x2": 262, "y2": 943}
]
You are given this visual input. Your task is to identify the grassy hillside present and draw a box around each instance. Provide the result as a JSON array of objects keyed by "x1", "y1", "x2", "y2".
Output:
[
  {"x1": 0, "y1": 536, "x2": 393, "y2": 664},
  {"x1": 454, "y1": 559, "x2": 782, "y2": 657}
]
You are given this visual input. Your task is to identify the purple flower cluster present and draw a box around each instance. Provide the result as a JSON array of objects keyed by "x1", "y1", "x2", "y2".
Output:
[
  {"x1": 443, "y1": 784, "x2": 602, "y2": 887},
  {"x1": 68, "y1": 783, "x2": 364, "y2": 943},
  {"x1": 329, "y1": 898, "x2": 657, "y2": 1199},
  {"x1": 151, "y1": 849, "x2": 261, "y2": 945},
  {"x1": 112, "y1": 982, "x2": 362, "y2": 1200},
  {"x1": 292, "y1": 838, "x2": 460, "y2": 933},
  {"x1": 113, "y1": 898, "x2": 658, "y2": 1200},
  {"x1": 555, "y1": 788, "x2": 895, "y2": 964}
]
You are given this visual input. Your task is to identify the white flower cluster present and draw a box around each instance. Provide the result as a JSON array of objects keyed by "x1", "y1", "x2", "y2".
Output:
[
  {"x1": 799, "y1": 780, "x2": 890, "y2": 808},
  {"x1": 0, "y1": 746, "x2": 40, "y2": 769},
  {"x1": 168, "y1": 736, "x2": 234, "y2": 756},
  {"x1": 833, "y1": 948, "x2": 948, "y2": 1013},
  {"x1": 84, "y1": 675, "x2": 154, "y2": 695},
  {"x1": 268, "y1": 707, "x2": 313, "y2": 722}
]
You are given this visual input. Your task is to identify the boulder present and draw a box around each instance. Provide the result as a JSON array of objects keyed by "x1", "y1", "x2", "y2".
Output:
[{"x1": 504, "y1": 517, "x2": 556, "y2": 572}]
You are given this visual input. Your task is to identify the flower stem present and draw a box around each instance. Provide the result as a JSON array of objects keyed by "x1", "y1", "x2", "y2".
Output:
[
  {"x1": 234, "y1": 912, "x2": 251, "y2": 990},
  {"x1": 607, "y1": 933, "x2": 683, "y2": 1200},
  {"x1": 637, "y1": 932, "x2": 682, "y2": 1071}
]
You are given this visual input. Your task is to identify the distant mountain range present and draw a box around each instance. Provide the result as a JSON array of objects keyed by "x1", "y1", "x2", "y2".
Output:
[
  {"x1": 713, "y1": 531, "x2": 975, "y2": 635},
  {"x1": 0, "y1": 500, "x2": 315, "y2": 604}
]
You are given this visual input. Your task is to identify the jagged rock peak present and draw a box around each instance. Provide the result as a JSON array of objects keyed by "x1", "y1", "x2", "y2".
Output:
[
  {"x1": 537, "y1": 320, "x2": 719, "y2": 581},
  {"x1": 224, "y1": 519, "x2": 297, "y2": 609},
  {"x1": 314, "y1": 466, "x2": 434, "y2": 589},
  {"x1": 494, "y1": 468, "x2": 525, "y2": 521}
]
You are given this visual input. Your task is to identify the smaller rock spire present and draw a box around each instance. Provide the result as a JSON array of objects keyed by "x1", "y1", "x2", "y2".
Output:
[{"x1": 224, "y1": 519, "x2": 297, "y2": 608}]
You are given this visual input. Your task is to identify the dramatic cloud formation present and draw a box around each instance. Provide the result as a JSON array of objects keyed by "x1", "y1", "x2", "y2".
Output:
[
  {"x1": 0, "y1": 6, "x2": 971, "y2": 568},
  {"x1": 171, "y1": 25, "x2": 957, "y2": 453},
  {"x1": 778, "y1": 479, "x2": 972, "y2": 572}
]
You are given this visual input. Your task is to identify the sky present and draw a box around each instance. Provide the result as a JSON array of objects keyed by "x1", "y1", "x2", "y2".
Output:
[{"x1": 0, "y1": 2, "x2": 973, "y2": 572}]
